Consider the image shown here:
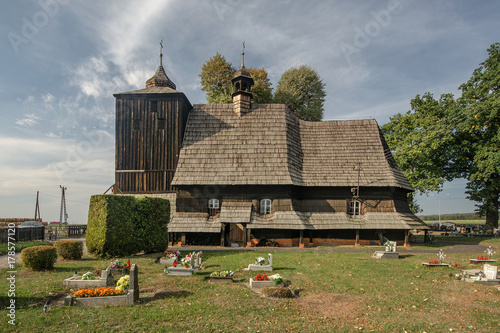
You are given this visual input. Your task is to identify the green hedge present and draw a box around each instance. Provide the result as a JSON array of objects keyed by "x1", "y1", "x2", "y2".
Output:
[
  {"x1": 21, "y1": 245, "x2": 57, "y2": 270},
  {"x1": 54, "y1": 240, "x2": 83, "y2": 260},
  {"x1": 86, "y1": 195, "x2": 169, "y2": 258}
]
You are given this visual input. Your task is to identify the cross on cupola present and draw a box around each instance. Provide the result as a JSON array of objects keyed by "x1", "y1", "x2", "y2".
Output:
[
  {"x1": 145, "y1": 39, "x2": 176, "y2": 90},
  {"x1": 232, "y1": 42, "x2": 254, "y2": 116}
]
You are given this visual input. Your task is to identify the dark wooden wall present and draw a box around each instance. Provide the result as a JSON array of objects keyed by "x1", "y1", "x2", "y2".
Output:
[{"x1": 115, "y1": 93, "x2": 191, "y2": 193}]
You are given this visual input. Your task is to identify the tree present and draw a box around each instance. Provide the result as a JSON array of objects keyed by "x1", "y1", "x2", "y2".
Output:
[
  {"x1": 455, "y1": 42, "x2": 500, "y2": 227},
  {"x1": 382, "y1": 93, "x2": 459, "y2": 213},
  {"x1": 382, "y1": 43, "x2": 500, "y2": 226},
  {"x1": 199, "y1": 52, "x2": 235, "y2": 103},
  {"x1": 274, "y1": 65, "x2": 326, "y2": 121},
  {"x1": 199, "y1": 54, "x2": 273, "y2": 104},
  {"x1": 248, "y1": 67, "x2": 273, "y2": 103}
]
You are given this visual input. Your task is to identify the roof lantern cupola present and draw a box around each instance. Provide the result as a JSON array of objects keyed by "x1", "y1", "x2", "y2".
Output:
[
  {"x1": 145, "y1": 40, "x2": 177, "y2": 89},
  {"x1": 232, "y1": 42, "x2": 254, "y2": 116}
]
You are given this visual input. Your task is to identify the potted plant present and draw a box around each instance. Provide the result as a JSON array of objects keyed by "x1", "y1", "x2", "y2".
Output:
[{"x1": 181, "y1": 256, "x2": 191, "y2": 268}]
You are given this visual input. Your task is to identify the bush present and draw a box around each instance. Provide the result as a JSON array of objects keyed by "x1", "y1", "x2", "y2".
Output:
[
  {"x1": 21, "y1": 245, "x2": 57, "y2": 270},
  {"x1": 136, "y1": 196, "x2": 169, "y2": 254},
  {"x1": 87, "y1": 195, "x2": 137, "y2": 258},
  {"x1": 86, "y1": 195, "x2": 170, "y2": 258},
  {"x1": 54, "y1": 240, "x2": 83, "y2": 260}
]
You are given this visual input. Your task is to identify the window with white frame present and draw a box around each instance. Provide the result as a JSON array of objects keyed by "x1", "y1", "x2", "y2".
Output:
[
  {"x1": 208, "y1": 199, "x2": 220, "y2": 216},
  {"x1": 349, "y1": 200, "x2": 361, "y2": 215},
  {"x1": 260, "y1": 199, "x2": 272, "y2": 215}
]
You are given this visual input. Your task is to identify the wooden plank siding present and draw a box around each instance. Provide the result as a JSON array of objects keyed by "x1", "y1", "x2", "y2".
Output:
[{"x1": 114, "y1": 93, "x2": 191, "y2": 193}]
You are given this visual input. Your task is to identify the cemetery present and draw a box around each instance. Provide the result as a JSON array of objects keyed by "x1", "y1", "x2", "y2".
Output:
[{"x1": 1, "y1": 239, "x2": 499, "y2": 332}]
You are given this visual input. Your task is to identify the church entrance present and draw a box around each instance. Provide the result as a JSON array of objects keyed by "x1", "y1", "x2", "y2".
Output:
[{"x1": 227, "y1": 223, "x2": 245, "y2": 247}]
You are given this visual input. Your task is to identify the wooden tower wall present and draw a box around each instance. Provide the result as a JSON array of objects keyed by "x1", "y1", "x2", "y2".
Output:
[{"x1": 115, "y1": 93, "x2": 191, "y2": 193}]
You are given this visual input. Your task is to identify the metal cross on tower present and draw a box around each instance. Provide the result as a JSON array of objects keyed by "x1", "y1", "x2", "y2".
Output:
[{"x1": 59, "y1": 185, "x2": 68, "y2": 225}]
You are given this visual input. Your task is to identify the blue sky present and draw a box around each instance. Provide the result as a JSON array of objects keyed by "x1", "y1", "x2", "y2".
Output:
[{"x1": 1, "y1": 0, "x2": 499, "y2": 224}]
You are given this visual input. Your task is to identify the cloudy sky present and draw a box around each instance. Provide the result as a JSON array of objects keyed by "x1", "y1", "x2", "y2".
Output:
[{"x1": 1, "y1": 0, "x2": 499, "y2": 224}]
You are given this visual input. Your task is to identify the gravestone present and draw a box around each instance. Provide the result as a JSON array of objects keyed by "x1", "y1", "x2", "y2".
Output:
[
  {"x1": 373, "y1": 242, "x2": 399, "y2": 259},
  {"x1": 246, "y1": 253, "x2": 273, "y2": 271},
  {"x1": 128, "y1": 264, "x2": 139, "y2": 304},
  {"x1": 483, "y1": 264, "x2": 498, "y2": 280}
]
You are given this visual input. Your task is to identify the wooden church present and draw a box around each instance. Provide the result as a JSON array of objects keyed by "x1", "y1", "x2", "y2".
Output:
[{"x1": 113, "y1": 48, "x2": 428, "y2": 247}]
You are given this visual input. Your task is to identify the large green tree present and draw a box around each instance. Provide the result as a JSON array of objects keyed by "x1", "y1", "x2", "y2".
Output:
[
  {"x1": 274, "y1": 65, "x2": 326, "y2": 121},
  {"x1": 382, "y1": 43, "x2": 500, "y2": 226},
  {"x1": 199, "y1": 52, "x2": 235, "y2": 104},
  {"x1": 455, "y1": 42, "x2": 500, "y2": 227},
  {"x1": 199, "y1": 53, "x2": 273, "y2": 104}
]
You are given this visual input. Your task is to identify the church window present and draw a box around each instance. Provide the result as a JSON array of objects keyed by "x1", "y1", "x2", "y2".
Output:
[
  {"x1": 349, "y1": 200, "x2": 361, "y2": 216},
  {"x1": 208, "y1": 199, "x2": 220, "y2": 217},
  {"x1": 260, "y1": 199, "x2": 272, "y2": 215},
  {"x1": 150, "y1": 100, "x2": 158, "y2": 112}
]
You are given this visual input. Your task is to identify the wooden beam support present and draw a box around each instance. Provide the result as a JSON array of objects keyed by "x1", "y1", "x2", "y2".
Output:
[{"x1": 355, "y1": 229, "x2": 360, "y2": 246}]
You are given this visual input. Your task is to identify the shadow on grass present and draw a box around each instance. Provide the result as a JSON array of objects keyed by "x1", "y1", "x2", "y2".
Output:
[
  {"x1": 139, "y1": 290, "x2": 191, "y2": 304},
  {"x1": 399, "y1": 254, "x2": 415, "y2": 259},
  {"x1": 271, "y1": 267, "x2": 296, "y2": 272}
]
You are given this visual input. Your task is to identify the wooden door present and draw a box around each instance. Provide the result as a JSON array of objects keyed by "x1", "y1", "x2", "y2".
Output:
[{"x1": 228, "y1": 223, "x2": 245, "y2": 246}]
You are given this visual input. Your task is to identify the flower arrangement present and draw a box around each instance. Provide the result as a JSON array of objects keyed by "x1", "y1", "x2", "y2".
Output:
[
  {"x1": 210, "y1": 270, "x2": 234, "y2": 277},
  {"x1": 181, "y1": 255, "x2": 191, "y2": 267},
  {"x1": 163, "y1": 250, "x2": 180, "y2": 259},
  {"x1": 110, "y1": 260, "x2": 124, "y2": 269},
  {"x1": 115, "y1": 275, "x2": 130, "y2": 293},
  {"x1": 254, "y1": 273, "x2": 268, "y2": 281},
  {"x1": 74, "y1": 287, "x2": 122, "y2": 298},
  {"x1": 477, "y1": 256, "x2": 490, "y2": 261},
  {"x1": 428, "y1": 260, "x2": 440, "y2": 265},
  {"x1": 81, "y1": 272, "x2": 95, "y2": 280},
  {"x1": 255, "y1": 257, "x2": 266, "y2": 265},
  {"x1": 269, "y1": 273, "x2": 283, "y2": 286}
]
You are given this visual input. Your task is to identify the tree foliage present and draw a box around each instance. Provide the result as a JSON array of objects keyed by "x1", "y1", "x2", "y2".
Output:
[
  {"x1": 455, "y1": 42, "x2": 500, "y2": 227},
  {"x1": 199, "y1": 52, "x2": 235, "y2": 104},
  {"x1": 199, "y1": 53, "x2": 273, "y2": 104},
  {"x1": 382, "y1": 43, "x2": 500, "y2": 226},
  {"x1": 198, "y1": 55, "x2": 326, "y2": 120},
  {"x1": 274, "y1": 65, "x2": 326, "y2": 121}
]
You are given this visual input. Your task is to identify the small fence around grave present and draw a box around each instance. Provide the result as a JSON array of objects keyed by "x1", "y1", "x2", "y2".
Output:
[{"x1": 0, "y1": 225, "x2": 87, "y2": 243}]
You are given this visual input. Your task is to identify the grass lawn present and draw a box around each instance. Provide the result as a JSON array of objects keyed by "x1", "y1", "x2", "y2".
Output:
[{"x1": 1, "y1": 241, "x2": 500, "y2": 332}]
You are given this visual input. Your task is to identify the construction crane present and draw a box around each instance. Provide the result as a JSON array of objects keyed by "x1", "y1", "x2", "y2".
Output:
[{"x1": 59, "y1": 185, "x2": 68, "y2": 225}]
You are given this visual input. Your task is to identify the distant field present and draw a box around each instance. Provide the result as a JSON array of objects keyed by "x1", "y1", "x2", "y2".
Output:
[{"x1": 426, "y1": 220, "x2": 486, "y2": 225}]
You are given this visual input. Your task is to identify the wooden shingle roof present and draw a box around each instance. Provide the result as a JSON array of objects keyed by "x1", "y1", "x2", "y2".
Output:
[{"x1": 172, "y1": 104, "x2": 412, "y2": 190}]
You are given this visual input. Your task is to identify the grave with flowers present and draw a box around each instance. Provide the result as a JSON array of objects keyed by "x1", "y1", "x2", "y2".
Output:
[
  {"x1": 64, "y1": 264, "x2": 139, "y2": 306},
  {"x1": 108, "y1": 259, "x2": 130, "y2": 275},
  {"x1": 249, "y1": 272, "x2": 275, "y2": 288},
  {"x1": 422, "y1": 249, "x2": 451, "y2": 267},
  {"x1": 245, "y1": 254, "x2": 273, "y2": 271},
  {"x1": 63, "y1": 266, "x2": 114, "y2": 288},
  {"x1": 372, "y1": 240, "x2": 399, "y2": 259},
  {"x1": 167, "y1": 251, "x2": 202, "y2": 276},
  {"x1": 160, "y1": 250, "x2": 181, "y2": 265},
  {"x1": 209, "y1": 270, "x2": 234, "y2": 283},
  {"x1": 469, "y1": 246, "x2": 497, "y2": 264}
]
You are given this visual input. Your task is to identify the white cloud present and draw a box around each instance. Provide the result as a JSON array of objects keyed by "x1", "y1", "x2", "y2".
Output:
[{"x1": 15, "y1": 113, "x2": 40, "y2": 127}]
